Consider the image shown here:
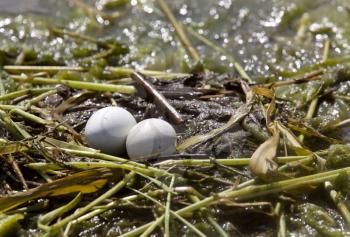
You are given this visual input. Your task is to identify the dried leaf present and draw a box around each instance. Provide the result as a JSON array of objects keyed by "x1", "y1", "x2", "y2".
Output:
[
  {"x1": 177, "y1": 103, "x2": 252, "y2": 151},
  {"x1": 287, "y1": 120, "x2": 342, "y2": 144},
  {"x1": 0, "y1": 168, "x2": 121, "y2": 212},
  {"x1": 249, "y1": 123, "x2": 280, "y2": 180},
  {"x1": 260, "y1": 95, "x2": 276, "y2": 128},
  {"x1": 276, "y1": 121, "x2": 311, "y2": 155},
  {"x1": 0, "y1": 142, "x2": 30, "y2": 155},
  {"x1": 177, "y1": 80, "x2": 254, "y2": 151},
  {"x1": 42, "y1": 137, "x2": 96, "y2": 152},
  {"x1": 252, "y1": 87, "x2": 274, "y2": 99}
]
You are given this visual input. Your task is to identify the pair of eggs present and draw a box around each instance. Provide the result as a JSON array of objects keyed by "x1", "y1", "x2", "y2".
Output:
[{"x1": 84, "y1": 107, "x2": 176, "y2": 159}]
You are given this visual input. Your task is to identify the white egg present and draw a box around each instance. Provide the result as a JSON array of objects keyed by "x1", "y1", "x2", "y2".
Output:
[
  {"x1": 126, "y1": 118, "x2": 176, "y2": 160},
  {"x1": 85, "y1": 107, "x2": 136, "y2": 155}
]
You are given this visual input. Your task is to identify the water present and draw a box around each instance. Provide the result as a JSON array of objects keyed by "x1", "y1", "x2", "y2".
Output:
[
  {"x1": 1, "y1": 0, "x2": 350, "y2": 236},
  {"x1": 1, "y1": 0, "x2": 350, "y2": 75}
]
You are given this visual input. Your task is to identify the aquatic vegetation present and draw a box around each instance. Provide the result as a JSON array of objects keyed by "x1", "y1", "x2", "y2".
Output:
[{"x1": 0, "y1": 0, "x2": 350, "y2": 236}]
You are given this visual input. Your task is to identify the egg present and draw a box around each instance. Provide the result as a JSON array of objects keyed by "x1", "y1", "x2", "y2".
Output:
[
  {"x1": 85, "y1": 107, "x2": 136, "y2": 155},
  {"x1": 126, "y1": 118, "x2": 176, "y2": 160}
]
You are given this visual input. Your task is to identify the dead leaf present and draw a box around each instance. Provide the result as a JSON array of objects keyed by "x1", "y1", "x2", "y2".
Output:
[
  {"x1": 252, "y1": 87, "x2": 274, "y2": 99},
  {"x1": 177, "y1": 80, "x2": 254, "y2": 151},
  {"x1": 0, "y1": 168, "x2": 122, "y2": 212},
  {"x1": 249, "y1": 123, "x2": 280, "y2": 180},
  {"x1": 276, "y1": 121, "x2": 311, "y2": 155},
  {"x1": 287, "y1": 120, "x2": 342, "y2": 144},
  {"x1": 177, "y1": 103, "x2": 252, "y2": 151}
]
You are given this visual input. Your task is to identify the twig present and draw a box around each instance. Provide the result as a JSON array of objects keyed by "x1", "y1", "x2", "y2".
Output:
[{"x1": 131, "y1": 72, "x2": 183, "y2": 124}]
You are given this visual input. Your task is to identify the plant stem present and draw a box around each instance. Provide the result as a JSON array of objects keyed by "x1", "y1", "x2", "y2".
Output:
[
  {"x1": 54, "y1": 148, "x2": 170, "y2": 176},
  {"x1": 38, "y1": 193, "x2": 82, "y2": 230},
  {"x1": 121, "y1": 166, "x2": 350, "y2": 237},
  {"x1": 0, "y1": 105, "x2": 25, "y2": 110},
  {"x1": 4, "y1": 65, "x2": 190, "y2": 79},
  {"x1": 4, "y1": 66, "x2": 84, "y2": 74},
  {"x1": 46, "y1": 172, "x2": 136, "y2": 235},
  {"x1": 189, "y1": 195, "x2": 229, "y2": 237},
  {"x1": 0, "y1": 88, "x2": 54, "y2": 101},
  {"x1": 73, "y1": 189, "x2": 166, "y2": 224},
  {"x1": 324, "y1": 181, "x2": 350, "y2": 225},
  {"x1": 164, "y1": 176, "x2": 175, "y2": 237},
  {"x1": 277, "y1": 56, "x2": 350, "y2": 77},
  {"x1": 0, "y1": 110, "x2": 31, "y2": 139},
  {"x1": 156, "y1": 154, "x2": 326, "y2": 167},
  {"x1": 276, "y1": 202, "x2": 286, "y2": 237},
  {"x1": 10, "y1": 75, "x2": 135, "y2": 94},
  {"x1": 27, "y1": 161, "x2": 167, "y2": 178},
  {"x1": 24, "y1": 89, "x2": 58, "y2": 110},
  {"x1": 187, "y1": 27, "x2": 251, "y2": 83},
  {"x1": 322, "y1": 39, "x2": 331, "y2": 63},
  {"x1": 131, "y1": 188, "x2": 207, "y2": 237},
  {"x1": 156, "y1": 0, "x2": 200, "y2": 62},
  {"x1": 109, "y1": 67, "x2": 190, "y2": 80},
  {"x1": 299, "y1": 97, "x2": 318, "y2": 143},
  {"x1": 10, "y1": 108, "x2": 67, "y2": 131}
]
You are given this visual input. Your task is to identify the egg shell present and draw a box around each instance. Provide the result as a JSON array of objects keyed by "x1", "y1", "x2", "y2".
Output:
[
  {"x1": 85, "y1": 107, "x2": 136, "y2": 155},
  {"x1": 126, "y1": 118, "x2": 176, "y2": 160}
]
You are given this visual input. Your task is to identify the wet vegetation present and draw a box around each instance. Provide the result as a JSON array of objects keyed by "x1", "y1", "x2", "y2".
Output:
[{"x1": 1, "y1": 0, "x2": 350, "y2": 236}]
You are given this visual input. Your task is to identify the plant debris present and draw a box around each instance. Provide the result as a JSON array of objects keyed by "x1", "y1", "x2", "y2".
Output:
[{"x1": 0, "y1": 1, "x2": 350, "y2": 236}]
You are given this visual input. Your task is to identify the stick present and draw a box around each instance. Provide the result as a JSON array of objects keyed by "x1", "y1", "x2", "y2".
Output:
[{"x1": 131, "y1": 72, "x2": 183, "y2": 124}]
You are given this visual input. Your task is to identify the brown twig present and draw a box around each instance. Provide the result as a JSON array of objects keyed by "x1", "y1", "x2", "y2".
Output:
[{"x1": 131, "y1": 72, "x2": 183, "y2": 124}]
